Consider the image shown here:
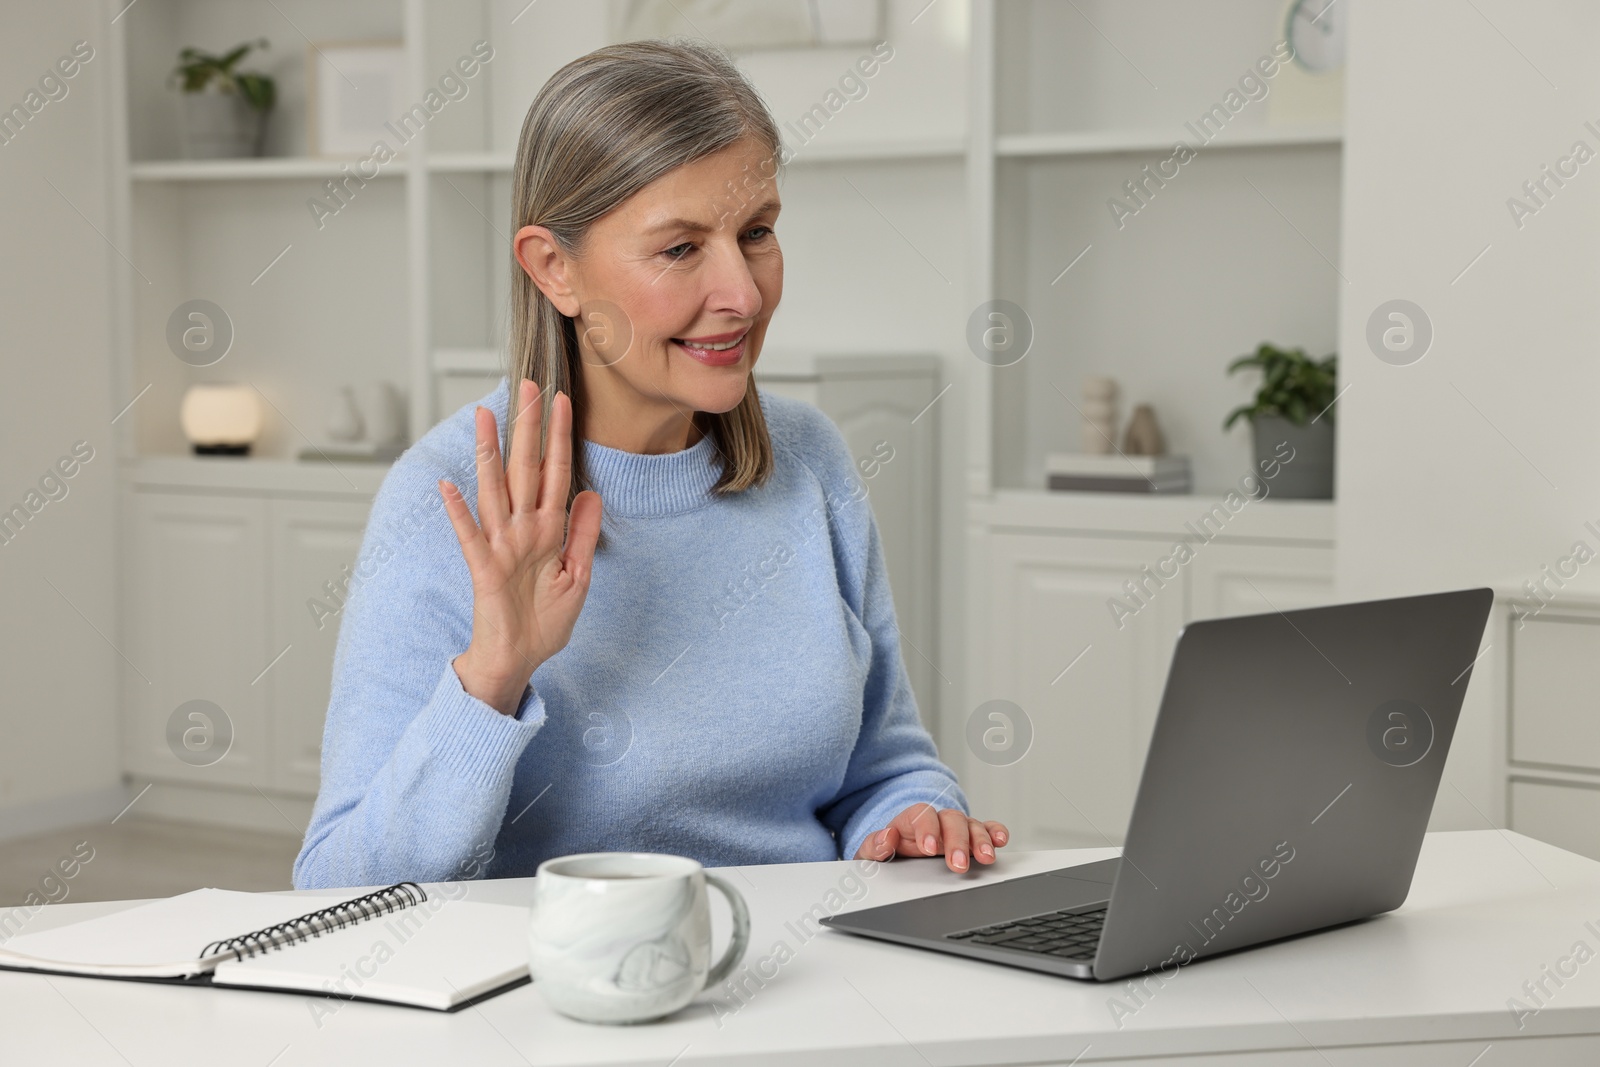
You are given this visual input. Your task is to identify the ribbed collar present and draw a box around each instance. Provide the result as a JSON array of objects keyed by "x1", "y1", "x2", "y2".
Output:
[{"x1": 579, "y1": 431, "x2": 721, "y2": 517}]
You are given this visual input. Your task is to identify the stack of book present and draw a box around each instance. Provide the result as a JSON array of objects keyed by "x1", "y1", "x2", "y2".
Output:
[{"x1": 1045, "y1": 453, "x2": 1191, "y2": 494}]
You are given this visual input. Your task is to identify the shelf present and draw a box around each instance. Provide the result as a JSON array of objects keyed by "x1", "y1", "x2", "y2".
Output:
[
  {"x1": 995, "y1": 123, "x2": 1342, "y2": 158},
  {"x1": 129, "y1": 158, "x2": 408, "y2": 182},
  {"x1": 128, "y1": 455, "x2": 390, "y2": 496},
  {"x1": 780, "y1": 136, "x2": 967, "y2": 163},
  {"x1": 128, "y1": 141, "x2": 970, "y2": 182},
  {"x1": 428, "y1": 152, "x2": 512, "y2": 174},
  {"x1": 426, "y1": 136, "x2": 967, "y2": 174},
  {"x1": 974, "y1": 488, "x2": 1336, "y2": 543}
]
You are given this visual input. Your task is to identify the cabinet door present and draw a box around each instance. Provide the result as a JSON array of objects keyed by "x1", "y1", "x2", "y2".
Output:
[
  {"x1": 965, "y1": 532, "x2": 1184, "y2": 850},
  {"x1": 820, "y1": 374, "x2": 939, "y2": 734},
  {"x1": 124, "y1": 492, "x2": 268, "y2": 787},
  {"x1": 268, "y1": 498, "x2": 374, "y2": 796},
  {"x1": 1187, "y1": 542, "x2": 1336, "y2": 622},
  {"x1": 1510, "y1": 616, "x2": 1600, "y2": 772}
]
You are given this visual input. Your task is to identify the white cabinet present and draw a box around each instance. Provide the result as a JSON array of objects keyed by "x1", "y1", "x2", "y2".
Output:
[
  {"x1": 756, "y1": 354, "x2": 942, "y2": 733},
  {"x1": 1487, "y1": 587, "x2": 1600, "y2": 861},
  {"x1": 1509, "y1": 616, "x2": 1600, "y2": 771},
  {"x1": 1188, "y1": 542, "x2": 1336, "y2": 621},
  {"x1": 268, "y1": 499, "x2": 374, "y2": 795},
  {"x1": 962, "y1": 493, "x2": 1335, "y2": 849},
  {"x1": 122, "y1": 461, "x2": 381, "y2": 808},
  {"x1": 974, "y1": 533, "x2": 1186, "y2": 847},
  {"x1": 124, "y1": 492, "x2": 269, "y2": 788}
]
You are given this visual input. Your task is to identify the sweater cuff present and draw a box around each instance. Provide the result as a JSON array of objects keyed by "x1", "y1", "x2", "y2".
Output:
[{"x1": 415, "y1": 660, "x2": 545, "y2": 788}]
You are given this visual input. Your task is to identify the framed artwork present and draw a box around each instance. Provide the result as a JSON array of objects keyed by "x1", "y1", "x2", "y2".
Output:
[
  {"x1": 611, "y1": 0, "x2": 885, "y2": 51},
  {"x1": 306, "y1": 39, "x2": 406, "y2": 157}
]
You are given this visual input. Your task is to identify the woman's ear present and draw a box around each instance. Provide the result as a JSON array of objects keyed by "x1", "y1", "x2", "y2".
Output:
[{"x1": 514, "y1": 224, "x2": 580, "y2": 317}]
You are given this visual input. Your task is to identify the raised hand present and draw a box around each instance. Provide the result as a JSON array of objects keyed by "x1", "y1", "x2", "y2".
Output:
[{"x1": 437, "y1": 378, "x2": 603, "y2": 715}]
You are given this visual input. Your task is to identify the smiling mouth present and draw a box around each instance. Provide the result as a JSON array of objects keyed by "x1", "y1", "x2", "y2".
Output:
[
  {"x1": 670, "y1": 329, "x2": 749, "y2": 351},
  {"x1": 670, "y1": 329, "x2": 750, "y2": 365}
]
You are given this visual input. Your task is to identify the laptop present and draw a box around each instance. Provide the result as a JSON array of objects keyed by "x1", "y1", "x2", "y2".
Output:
[{"x1": 819, "y1": 587, "x2": 1494, "y2": 982}]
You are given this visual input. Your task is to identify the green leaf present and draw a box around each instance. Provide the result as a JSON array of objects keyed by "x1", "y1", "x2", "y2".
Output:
[{"x1": 1222, "y1": 343, "x2": 1338, "y2": 429}]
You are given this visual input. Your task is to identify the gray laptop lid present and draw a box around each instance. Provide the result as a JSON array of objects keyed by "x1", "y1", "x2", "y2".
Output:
[{"x1": 1091, "y1": 586, "x2": 1494, "y2": 981}]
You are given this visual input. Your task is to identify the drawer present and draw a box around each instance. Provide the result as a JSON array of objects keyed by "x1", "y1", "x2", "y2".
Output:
[
  {"x1": 1510, "y1": 616, "x2": 1600, "y2": 770},
  {"x1": 1509, "y1": 778, "x2": 1600, "y2": 862}
]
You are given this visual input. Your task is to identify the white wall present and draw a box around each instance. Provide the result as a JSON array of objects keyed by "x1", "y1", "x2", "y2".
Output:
[
  {"x1": 1337, "y1": 0, "x2": 1600, "y2": 827},
  {"x1": 0, "y1": 2, "x2": 125, "y2": 837}
]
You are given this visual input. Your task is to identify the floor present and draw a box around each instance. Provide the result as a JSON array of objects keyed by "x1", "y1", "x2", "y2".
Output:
[{"x1": 0, "y1": 817, "x2": 301, "y2": 908}]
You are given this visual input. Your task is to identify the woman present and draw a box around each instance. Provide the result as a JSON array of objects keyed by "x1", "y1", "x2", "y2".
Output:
[{"x1": 293, "y1": 38, "x2": 1007, "y2": 890}]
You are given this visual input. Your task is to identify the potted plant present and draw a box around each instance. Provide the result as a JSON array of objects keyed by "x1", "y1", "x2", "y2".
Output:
[
  {"x1": 169, "y1": 38, "x2": 276, "y2": 159},
  {"x1": 1223, "y1": 343, "x2": 1337, "y2": 499}
]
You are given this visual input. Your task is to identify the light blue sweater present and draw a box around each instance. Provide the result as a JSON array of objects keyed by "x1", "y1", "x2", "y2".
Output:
[{"x1": 293, "y1": 379, "x2": 967, "y2": 888}]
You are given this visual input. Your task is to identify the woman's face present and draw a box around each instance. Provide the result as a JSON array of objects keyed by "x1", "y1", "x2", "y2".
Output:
[{"x1": 515, "y1": 134, "x2": 783, "y2": 452}]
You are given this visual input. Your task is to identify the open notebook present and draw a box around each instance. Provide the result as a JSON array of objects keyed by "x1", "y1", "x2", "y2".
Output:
[{"x1": 0, "y1": 882, "x2": 531, "y2": 1011}]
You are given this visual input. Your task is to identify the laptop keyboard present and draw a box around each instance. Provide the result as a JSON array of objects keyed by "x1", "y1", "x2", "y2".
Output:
[{"x1": 944, "y1": 903, "x2": 1107, "y2": 960}]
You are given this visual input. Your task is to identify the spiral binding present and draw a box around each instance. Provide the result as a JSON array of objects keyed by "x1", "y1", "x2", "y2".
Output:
[{"x1": 199, "y1": 882, "x2": 428, "y2": 963}]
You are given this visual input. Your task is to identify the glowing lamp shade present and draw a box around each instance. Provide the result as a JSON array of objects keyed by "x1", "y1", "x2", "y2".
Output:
[{"x1": 180, "y1": 383, "x2": 262, "y2": 455}]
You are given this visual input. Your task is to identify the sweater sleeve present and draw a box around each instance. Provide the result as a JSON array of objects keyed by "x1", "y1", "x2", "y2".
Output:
[
  {"x1": 292, "y1": 450, "x2": 547, "y2": 890},
  {"x1": 805, "y1": 426, "x2": 969, "y2": 861}
]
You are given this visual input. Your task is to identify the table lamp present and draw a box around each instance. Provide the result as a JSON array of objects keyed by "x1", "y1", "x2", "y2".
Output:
[{"x1": 179, "y1": 382, "x2": 262, "y2": 456}]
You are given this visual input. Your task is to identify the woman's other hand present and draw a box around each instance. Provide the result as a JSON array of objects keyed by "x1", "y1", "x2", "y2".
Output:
[
  {"x1": 439, "y1": 378, "x2": 603, "y2": 715},
  {"x1": 854, "y1": 804, "x2": 1010, "y2": 873}
]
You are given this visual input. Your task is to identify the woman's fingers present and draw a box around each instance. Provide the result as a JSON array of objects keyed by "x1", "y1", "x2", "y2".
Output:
[
  {"x1": 968, "y1": 818, "x2": 996, "y2": 864},
  {"x1": 939, "y1": 808, "x2": 971, "y2": 872},
  {"x1": 855, "y1": 811, "x2": 1006, "y2": 867},
  {"x1": 473, "y1": 405, "x2": 509, "y2": 538},
  {"x1": 540, "y1": 390, "x2": 572, "y2": 518},
  {"x1": 437, "y1": 479, "x2": 488, "y2": 572},
  {"x1": 857, "y1": 824, "x2": 900, "y2": 860},
  {"x1": 505, "y1": 378, "x2": 543, "y2": 517},
  {"x1": 899, "y1": 802, "x2": 943, "y2": 857},
  {"x1": 562, "y1": 489, "x2": 603, "y2": 587}
]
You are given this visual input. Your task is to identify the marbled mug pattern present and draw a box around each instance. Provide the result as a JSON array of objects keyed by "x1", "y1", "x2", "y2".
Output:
[{"x1": 529, "y1": 852, "x2": 750, "y2": 1024}]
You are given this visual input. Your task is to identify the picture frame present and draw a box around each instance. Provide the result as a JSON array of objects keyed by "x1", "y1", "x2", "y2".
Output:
[
  {"x1": 611, "y1": 0, "x2": 885, "y2": 52},
  {"x1": 306, "y1": 39, "x2": 407, "y2": 158}
]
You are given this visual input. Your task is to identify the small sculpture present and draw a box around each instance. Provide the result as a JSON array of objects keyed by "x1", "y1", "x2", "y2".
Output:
[
  {"x1": 1081, "y1": 377, "x2": 1118, "y2": 453},
  {"x1": 1121, "y1": 403, "x2": 1166, "y2": 455}
]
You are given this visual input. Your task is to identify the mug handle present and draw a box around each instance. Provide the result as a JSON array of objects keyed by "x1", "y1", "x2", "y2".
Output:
[{"x1": 701, "y1": 873, "x2": 751, "y2": 989}]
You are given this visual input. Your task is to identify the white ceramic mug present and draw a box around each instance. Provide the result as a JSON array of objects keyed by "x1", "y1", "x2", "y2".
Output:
[{"x1": 528, "y1": 852, "x2": 750, "y2": 1025}]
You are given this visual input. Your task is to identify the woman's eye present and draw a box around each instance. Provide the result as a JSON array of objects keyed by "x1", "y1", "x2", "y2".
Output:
[
  {"x1": 663, "y1": 242, "x2": 693, "y2": 260},
  {"x1": 744, "y1": 226, "x2": 773, "y2": 241}
]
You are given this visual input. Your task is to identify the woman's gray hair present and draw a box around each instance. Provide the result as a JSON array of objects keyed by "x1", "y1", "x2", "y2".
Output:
[{"x1": 505, "y1": 37, "x2": 782, "y2": 547}]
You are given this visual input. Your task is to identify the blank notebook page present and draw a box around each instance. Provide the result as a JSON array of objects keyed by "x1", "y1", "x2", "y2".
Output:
[
  {"x1": 3, "y1": 889, "x2": 338, "y2": 969},
  {"x1": 1, "y1": 889, "x2": 531, "y2": 1009},
  {"x1": 211, "y1": 898, "x2": 531, "y2": 1009}
]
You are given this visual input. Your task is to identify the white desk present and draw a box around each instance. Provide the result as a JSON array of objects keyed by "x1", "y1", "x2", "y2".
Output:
[{"x1": 4, "y1": 830, "x2": 1599, "y2": 1066}]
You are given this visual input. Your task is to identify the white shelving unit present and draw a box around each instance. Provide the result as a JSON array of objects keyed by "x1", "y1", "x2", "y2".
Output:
[
  {"x1": 106, "y1": 0, "x2": 972, "y2": 467},
  {"x1": 101, "y1": 0, "x2": 1344, "y2": 838},
  {"x1": 956, "y1": 0, "x2": 1346, "y2": 848},
  {"x1": 102, "y1": 0, "x2": 976, "y2": 826},
  {"x1": 967, "y1": 0, "x2": 1345, "y2": 497}
]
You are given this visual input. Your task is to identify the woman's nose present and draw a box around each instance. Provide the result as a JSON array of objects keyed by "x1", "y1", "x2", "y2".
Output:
[{"x1": 704, "y1": 239, "x2": 763, "y2": 318}]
